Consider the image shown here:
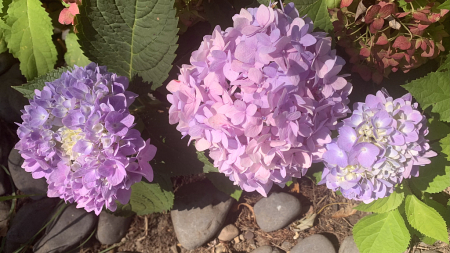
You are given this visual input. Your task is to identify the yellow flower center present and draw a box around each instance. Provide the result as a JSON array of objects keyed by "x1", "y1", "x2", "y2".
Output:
[{"x1": 60, "y1": 127, "x2": 84, "y2": 161}]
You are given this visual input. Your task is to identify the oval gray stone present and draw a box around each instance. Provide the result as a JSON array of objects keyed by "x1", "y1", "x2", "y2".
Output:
[
  {"x1": 254, "y1": 192, "x2": 301, "y2": 232},
  {"x1": 218, "y1": 224, "x2": 239, "y2": 242},
  {"x1": 291, "y1": 234, "x2": 336, "y2": 253},
  {"x1": 6, "y1": 198, "x2": 59, "y2": 244},
  {"x1": 8, "y1": 148, "x2": 48, "y2": 199},
  {"x1": 171, "y1": 180, "x2": 234, "y2": 250},
  {"x1": 33, "y1": 204, "x2": 98, "y2": 253},
  {"x1": 339, "y1": 235, "x2": 360, "y2": 253},
  {"x1": 96, "y1": 211, "x2": 132, "y2": 245}
]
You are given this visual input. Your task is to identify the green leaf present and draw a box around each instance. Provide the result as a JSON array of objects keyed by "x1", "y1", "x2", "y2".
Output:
[
  {"x1": 402, "y1": 70, "x2": 450, "y2": 122},
  {"x1": 206, "y1": 172, "x2": 242, "y2": 201},
  {"x1": 421, "y1": 235, "x2": 437, "y2": 245},
  {"x1": 305, "y1": 163, "x2": 323, "y2": 184},
  {"x1": 355, "y1": 188, "x2": 405, "y2": 213},
  {"x1": 64, "y1": 33, "x2": 90, "y2": 67},
  {"x1": 353, "y1": 210, "x2": 410, "y2": 253},
  {"x1": 0, "y1": 19, "x2": 8, "y2": 54},
  {"x1": 325, "y1": 0, "x2": 340, "y2": 8},
  {"x1": 427, "y1": 116, "x2": 450, "y2": 141},
  {"x1": 76, "y1": 0, "x2": 178, "y2": 90},
  {"x1": 197, "y1": 151, "x2": 218, "y2": 173},
  {"x1": 438, "y1": 0, "x2": 450, "y2": 10},
  {"x1": 404, "y1": 194, "x2": 449, "y2": 243},
  {"x1": 4, "y1": 0, "x2": 57, "y2": 80},
  {"x1": 12, "y1": 67, "x2": 72, "y2": 99},
  {"x1": 129, "y1": 172, "x2": 174, "y2": 215},
  {"x1": 409, "y1": 155, "x2": 450, "y2": 194},
  {"x1": 292, "y1": 0, "x2": 333, "y2": 32},
  {"x1": 441, "y1": 134, "x2": 450, "y2": 161},
  {"x1": 422, "y1": 197, "x2": 450, "y2": 226},
  {"x1": 438, "y1": 55, "x2": 450, "y2": 71}
]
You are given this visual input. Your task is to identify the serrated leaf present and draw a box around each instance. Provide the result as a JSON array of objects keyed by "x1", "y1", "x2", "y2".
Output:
[
  {"x1": 129, "y1": 172, "x2": 174, "y2": 215},
  {"x1": 305, "y1": 162, "x2": 323, "y2": 184},
  {"x1": 427, "y1": 116, "x2": 450, "y2": 141},
  {"x1": 0, "y1": 19, "x2": 8, "y2": 54},
  {"x1": 404, "y1": 194, "x2": 449, "y2": 243},
  {"x1": 206, "y1": 172, "x2": 242, "y2": 201},
  {"x1": 75, "y1": 0, "x2": 178, "y2": 90},
  {"x1": 438, "y1": 0, "x2": 450, "y2": 10},
  {"x1": 423, "y1": 197, "x2": 450, "y2": 226},
  {"x1": 292, "y1": 0, "x2": 333, "y2": 32},
  {"x1": 438, "y1": 56, "x2": 450, "y2": 71},
  {"x1": 12, "y1": 67, "x2": 72, "y2": 99},
  {"x1": 4, "y1": 0, "x2": 57, "y2": 80},
  {"x1": 355, "y1": 188, "x2": 405, "y2": 213},
  {"x1": 353, "y1": 210, "x2": 410, "y2": 253},
  {"x1": 409, "y1": 155, "x2": 450, "y2": 194},
  {"x1": 197, "y1": 151, "x2": 218, "y2": 173},
  {"x1": 402, "y1": 70, "x2": 450, "y2": 122},
  {"x1": 64, "y1": 33, "x2": 90, "y2": 67},
  {"x1": 441, "y1": 134, "x2": 450, "y2": 161}
]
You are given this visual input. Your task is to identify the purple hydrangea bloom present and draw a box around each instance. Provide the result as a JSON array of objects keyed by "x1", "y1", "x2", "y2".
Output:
[
  {"x1": 167, "y1": 3, "x2": 352, "y2": 196},
  {"x1": 15, "y1": 63, "x2": 157, "y2": 215},
  {"x1": 320, "y1": 90, "x2": 437, "y2": 203}
]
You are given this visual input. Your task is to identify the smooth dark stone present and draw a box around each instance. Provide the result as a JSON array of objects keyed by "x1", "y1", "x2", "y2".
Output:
[
  {"x1": 290, "y1": 234, "x2": 336, "y2": 253},
  {"x1": 33, "y1": 204, "x2": 98, "y2": 253},
  {"x1": 171, "y1": 180, "x2": 234, "y2": 250},
  {"x1": 254, "y1": 192, "x2": 301, "y2": 232},
  {"x1": 96, "y1": 211, "x2": 132, "y2": 245}
]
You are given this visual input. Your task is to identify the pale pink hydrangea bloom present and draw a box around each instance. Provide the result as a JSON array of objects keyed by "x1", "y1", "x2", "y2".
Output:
[{"x1": 167, "y1": 3, "x2": 352, "y2": 196}]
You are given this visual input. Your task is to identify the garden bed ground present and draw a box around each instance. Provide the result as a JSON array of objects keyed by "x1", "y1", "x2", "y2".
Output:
[{"x1": 80, "y1": 176, "x2": 450, "y2": 253}]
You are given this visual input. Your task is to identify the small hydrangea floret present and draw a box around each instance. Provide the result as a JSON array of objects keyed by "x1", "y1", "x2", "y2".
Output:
[
  {"x1": 320, "y1": 90, "x2": 436, "y2": 203},
  {"x1": 167, "y1": 3, "x2": 352, "y2": 196},
  {"x1": 15, "y1": 63, "x2": 156, "y2": 215}
]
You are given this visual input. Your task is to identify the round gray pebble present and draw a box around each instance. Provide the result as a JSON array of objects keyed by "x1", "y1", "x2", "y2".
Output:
[
  {"x1": 254, "y1": 192, "x2": 301, "y2": 232},
  {"x1": 290, "y1": 234, "x2": 336, "y2": 253},
  {"x1": 339, "y1": 235, "x2": 360, "y2": 253},
  {"x1": 96, "y1": 211, "x2": 132, "y2": 245}
]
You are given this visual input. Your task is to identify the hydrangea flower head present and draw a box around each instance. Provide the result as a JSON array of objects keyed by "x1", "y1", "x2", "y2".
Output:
[
  {"x1": 320, "y1": 90, "x2": 437, "y2": 203},
  {"x1": 167, "y1": 3, "x2": 352, "y2": 196},
  {"x1": 15, "y1": 63, "x2": 156, "y2": 215}
]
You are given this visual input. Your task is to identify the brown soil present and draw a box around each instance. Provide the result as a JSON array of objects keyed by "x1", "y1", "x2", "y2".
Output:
[{"x1": 79, "y1": 177, "x2": 450, "y2": 253}]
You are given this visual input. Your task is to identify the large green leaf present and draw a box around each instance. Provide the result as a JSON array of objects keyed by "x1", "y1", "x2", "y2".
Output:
[
  {"x1": 206, "y1": 172, "x2": 242, "y2": 201},
  {"x1": 441, "y1": 134, "x2": 450, "y2": 161},
  {"x1": 4, "y1": 0, "x2": 57, "y2": 80},
  {"x1": 402, "y1": 70, "x2": 450, "y2": 122},
  {"x1": 75, "y1": 0, "x2": 178, "y2": 90},
  {"x1": 438, "y1": 0, "x2": 450, "y2": 10},
  {"x1": 129, "y1": 172, "x2": 174, "y2": 215},
  {"x1": 409, "y1": 155, "x2": 450, "y2": 194},
  {"x1": 353, "y1": 210, "x2": 410, "y2": 253},
  {"x1": 404, "y1": 194, "x2": 449, "y2": 243},
  {"x1": 355, "y1": 187, "x2": 405, "y2": 213},
  {"x1": 0, "y1": 19, "x2": 8, "y2": 54},
  {"x1": 292, "y1": 0, "x2": 333, "y2": 32},
  {"x1": 197, "y1": 151, "x2": 218, "y2": 173},
  {"x1": 427, "y1": 116, "x2": 450, "y2": 141},
  {"x1": 12, "y1": 67, "x2": 72, "y2": 99},
  {"x1": 64, "y1": 33, "x2": 90, "y2": 67}
]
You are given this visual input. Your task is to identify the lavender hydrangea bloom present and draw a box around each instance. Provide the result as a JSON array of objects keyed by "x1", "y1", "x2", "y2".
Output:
[
  {"x1": 167, "y1": 3, "x2": 352, "y2": 196},
  {"x1": 15, "y1": 63, "x2": 157, "y2": 215},
  {"x1": 320, "y1": 90, "x2": 437, "y2": 203}
]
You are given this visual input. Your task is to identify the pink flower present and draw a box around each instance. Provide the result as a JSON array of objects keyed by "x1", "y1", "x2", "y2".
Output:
[
  {"x1": 58, "y1": 1, "x2": 81, "y2": 26},
  {"x1": 167, "y1": 4, "x2": 352, "y2": 196}
]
